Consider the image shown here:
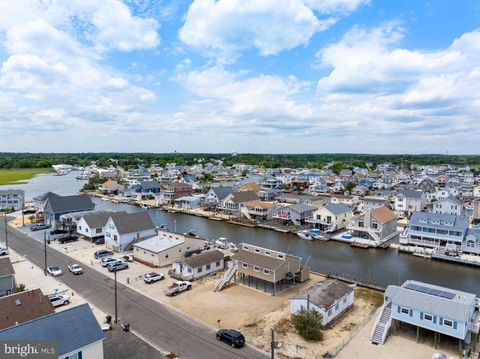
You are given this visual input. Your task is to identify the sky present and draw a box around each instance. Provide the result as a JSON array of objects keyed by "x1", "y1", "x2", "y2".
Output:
[{"x1": 0, "y1": 0, "x2": 480, "y2": 154}]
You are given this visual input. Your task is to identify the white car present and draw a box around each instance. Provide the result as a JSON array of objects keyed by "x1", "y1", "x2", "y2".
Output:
[
  {"x1": 0, "y1": 248, "x2": 8, "y2": 256},
  {"x1": 47, "y1": 266, "x2": 63, "y2": 277},
  {"x1": 101, "y1": 257, "x2": 118, "y2": 267},
  {"x1": 48, "y1": 293, "x2": 70, "y2": 307},
  {"x1": 143, "y1": 272, "x2": 165, "y2": 284},
  {"x1": 68, "y1": 263, "x2": 83, "y2": 275}
]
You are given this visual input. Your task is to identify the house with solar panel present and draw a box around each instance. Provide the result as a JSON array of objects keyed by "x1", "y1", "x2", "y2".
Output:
[{"x1": 371, "y1": 280, "x2": 480, "y2": 351}]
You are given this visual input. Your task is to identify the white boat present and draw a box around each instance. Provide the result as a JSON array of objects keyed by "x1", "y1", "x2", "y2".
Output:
[
  {"x1": 215, "y1": 237, "x2": 228, "y2": 249},
  {"x1": 297, "y1": 230, "x2": 313, "y2": 240}
]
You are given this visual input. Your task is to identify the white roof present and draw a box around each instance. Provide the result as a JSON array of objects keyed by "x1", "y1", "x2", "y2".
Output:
[{"x1": 133, "y1": 235, "x2": 184, "y2": 253}]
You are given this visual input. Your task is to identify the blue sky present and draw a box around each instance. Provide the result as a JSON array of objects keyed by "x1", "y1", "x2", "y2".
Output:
[{"x1": 0, "y1": 0, "x2": 480, "y2": 153}]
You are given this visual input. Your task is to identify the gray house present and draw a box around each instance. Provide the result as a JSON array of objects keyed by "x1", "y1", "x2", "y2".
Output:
[
  {"x1": 0, "y1": 258, "x2": 16, "y2": 297},
  {"x1": 204, "y1": 186, "x2": 235, "y2": 204},
  {"x1": 171, "y1": 250, "x2": 225, "y2": 280},
  {"x1": 274, "y1": 203, "x2": 317, "y2": 225},
  {"x1": 44, "y1": 194, "x2": 95, "y2": 226}
]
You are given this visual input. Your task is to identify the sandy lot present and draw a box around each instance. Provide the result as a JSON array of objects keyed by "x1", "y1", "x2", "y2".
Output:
[{"x1": 240, "y1": 286, "x2": 383, "y2": 359}]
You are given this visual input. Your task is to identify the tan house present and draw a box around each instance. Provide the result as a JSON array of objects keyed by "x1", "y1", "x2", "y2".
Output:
[
  {"x1": 242, "y1": 200, "x2": 275, "y2": 220},
  {"x1": 348, "y1": 206, "x2": 399, "y2": 247},
  {"x1": 307, "y1": 203, "x2": 353, "y2": 233}
]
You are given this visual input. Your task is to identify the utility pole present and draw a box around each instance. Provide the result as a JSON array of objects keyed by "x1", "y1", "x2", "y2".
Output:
[
  {"x1": 44, "y1": 231, "x2": 47, "y2": 276},
  {"x1": 174, "y1": 219, "x2": 177, "y2": 233},
  {"x1": 114, "y1": 270, "x2": 118, "y2": 324},
  {"x1": 22, "y1": 206, "x2": 24, "y2": 227},
  {"x1": 4, "y1": 213, "x2": 8, "y2": 250},
  {"x1": 271, "y1": 329, "x2": 275, "y2": 359},
  {"x1": 307, "y1": 294, "x2": 310, "y2": 310}
]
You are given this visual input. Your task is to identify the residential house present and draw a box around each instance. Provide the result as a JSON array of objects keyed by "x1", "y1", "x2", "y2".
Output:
[
  {"x1": 0, "y1": 258, "x2": 16, "y2": 297},
  {"x1": 348, "y1": 206, "x2": 399, "y2": 247},
  {"x1": 133, "y1": 230, "x2": 207, "y2": 267},
  {"x1": 351, "y1": 185, "x2": 369, "y2": 196},
  {"x1": 362, "y1": 197, "x2": 390, "y2": 211},
  {"x1": 329, "y1": 194, "x2": 358, "y2": 207},
  {"x1": 43, "y1": 194, "x2": 95, "y2": 226},
  {"x1": 274, "y1": 203, "x2": 317, "y2": 225},
  {"x1": 132, "y1": 180, "x2": 161, "y2": 195},
  {"x1": 433, "y1": 197, "x2": 465, "y2": 216},
  {"x1": 171, "y1": 250, "x2": 224, "y2": 280},
  {"x1": 258, "y1": 189, "x2": 279, "y2": 201},
  {"x1": 105, "y1": 212, "x2": 156, "y2": 252},
  {"x1": 417, "y1": 178, "x2": 436, "y2": 193},
  {"x1": 0, "y1": 190, "x2": 24, "y2": 211},
  {"x1": 99, "y1": 180, "x2": 123, "y2": 194},
  {"x1": 372, "y1": 280, "x2": 479, "y2": 346},
  {"x1": 307, "y1": 203, "x2": 353, "y2": 232},
  {"x1": 33, "y1": 192, "x2": 60, "y2": 211},
  {"x1": 219, "y1": 191, "x2": 259, "y2": 214},
  {"x1": 238, "y1": 182, "x2": 261, "y2": 193},
  {"x1": 77, "y1": 211, "x2": 126, "y2": 241},
  {"x1": 290, "y1": 280, "x2": 354, "y2": 326},
  {"x1": 174, "y1": 196, "x2": 203, "y2": 209},
  {"x1": 231, "y1": 243, "x2": 309, "y2": 295},
  {"x1": 394, "y1": 190, "x2": 426, "y2": 216},
  {"x1": 0, "y1": 303, "x2": 105, "y2": 359},
  {"x1": 204, "y1": 186, "x2": 234, "y2": 205},
  {"x1": 242, "y1": 201, "x2": 275, "y2": 221},
  {"x1": 0, "y1": 289, "x2": 54, "y2": 330},
  {"x1": 161, "y1": 182, "x2": 193, "y2": 203}
]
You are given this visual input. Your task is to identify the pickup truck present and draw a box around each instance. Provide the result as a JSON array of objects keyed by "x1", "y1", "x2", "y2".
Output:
[{"x1": 164, "y1": 281, "x2": 192, "y2": 296}]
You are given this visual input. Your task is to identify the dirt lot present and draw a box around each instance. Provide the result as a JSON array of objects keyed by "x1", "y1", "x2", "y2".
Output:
[{"x1": 240, "y1": 286, "x2": 383, "y2": 359}]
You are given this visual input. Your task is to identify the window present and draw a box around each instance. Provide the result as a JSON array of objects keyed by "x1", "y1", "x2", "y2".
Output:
[
  {"x1": 254, "y1": 248, "x2": 260, "y2": 253},
  {"x1": 78, "y1": 226, "x2": 82, "y2": 230},
  {"x1": 265, "y1": 251, "x2": 271, "y2": 256},
  {"x1": 253, "y1": 266, "x2": 260, "y2": 272},
  {"x1": 206, "y1": 264, "x2": 211, "y2": 270},
  {"x1": 263, "y1": 269, "x2": 270, "y2": 275},
  {"x1": 96, "y1": 228, "x2": 102, "y2": 234},
  {"x1": 277, "y1": 254, "x2": 284, "y2": 259},
  {"x1": 423, "y1": 314, "x2": 433, "y2": 322},
  {"x1": 151, "y1": 254, "x2": 154, "y2": 257},
  {"x1": 443, "y1": 319, "x2": 453, "y2": 327},
  {"x1": 197, "y1": 267, "x2": 203, "y2": 273},
  {"x1": 335, "y1": 303, "x2": 339, "y2": 310},
  {"x1": 187, "y1": 268, "x2": 192, "y2": 273},
  {"x1": 65, "y1": 352, "x2": 82, "y2": 359},
  {"x1": 242, "y1": 263, "x2": 248, "y2": 268},
  {"x1": 216, "y1": 261, "x2": 221, "y2": 267},
  {"x1": 113, "y1": 235, "x2": 118, "y2": 241},
  {"x1": 243, "y1": 245, "x2": 249, "y2": 250},
  {"x1": 401, "y1": 307, "x2": 409, "y2": 315},
  {"x1": 328, "y1": 309, "x2": 332, "y2": 316},
  {"x1": 86, "y1": 228, "x2": 89, "y2": 232},
  {"x1": 343, "y1": 297, "x2": 347, "y2": 304}
]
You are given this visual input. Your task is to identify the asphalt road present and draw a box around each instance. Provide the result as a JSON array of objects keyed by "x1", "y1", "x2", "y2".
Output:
[{"x1": 1, "y1": 219, "x2": 267, "y2": 359}]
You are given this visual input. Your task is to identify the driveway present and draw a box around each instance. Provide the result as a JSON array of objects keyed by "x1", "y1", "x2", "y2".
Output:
[{"x1": 1, "y1": 219, "x2": 267, "y2": 359}]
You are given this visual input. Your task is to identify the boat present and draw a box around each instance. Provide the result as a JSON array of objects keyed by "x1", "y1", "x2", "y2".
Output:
[
  {"x1": 297, "y1": 230, "x2": 313, "y2": 240},
  {"x1": 351, "y1": 241, "x2": 370, "y2": 249},
  {"x1": 215, "y1": 237, "x2": 228, "y2": 249}
]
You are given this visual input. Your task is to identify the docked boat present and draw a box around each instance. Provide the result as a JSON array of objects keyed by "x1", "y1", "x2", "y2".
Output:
[
  {"x1": 297, "y1": 230, "x2": 314, "y2": 240},
  {"x1": 215, "y1": 237, "x2": 228, "y2": 249}
]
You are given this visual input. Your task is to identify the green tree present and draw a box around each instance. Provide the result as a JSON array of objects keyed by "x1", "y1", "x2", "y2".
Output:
[
  {"x1": 16, "y1": 283, "x2": 26, "y2": 292},
  {"x1": 343, "y1": 182, "x2": 356, "y2": 194},
  {"x1": 291, "y1": 309, "x2": 323, "y2": 341}
]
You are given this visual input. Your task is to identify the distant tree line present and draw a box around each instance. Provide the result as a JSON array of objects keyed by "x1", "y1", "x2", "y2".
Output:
[{"x1": 1, "y1": 152, "x2": 480, "y2": 170}]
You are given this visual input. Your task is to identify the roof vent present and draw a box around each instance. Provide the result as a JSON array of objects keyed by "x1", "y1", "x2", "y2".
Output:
[{"x1": 15, "y1": 299, "x2": 21, "y2": 306}]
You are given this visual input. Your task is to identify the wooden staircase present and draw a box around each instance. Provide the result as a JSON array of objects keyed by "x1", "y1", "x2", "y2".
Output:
[{"x1": 371, "y1": 301, "x2": 392, "y2": 345}]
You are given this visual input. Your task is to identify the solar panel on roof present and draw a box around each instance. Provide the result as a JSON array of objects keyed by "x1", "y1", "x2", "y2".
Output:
[
  {"x1": 416, "y1": 286, "x2": 430, "y2": 293},
  {"x1": 403, "y1": 283, "x2": 456, "y2": 300},
  {"x1": 428, "y1": 288, "x2": 442, "y2": 296},
  {"x1": 404, "y1": 283, "x2": 418, "y2": 290},
  {"x1": 439, "y1": 291, "x2": 456, "y2": 299}
]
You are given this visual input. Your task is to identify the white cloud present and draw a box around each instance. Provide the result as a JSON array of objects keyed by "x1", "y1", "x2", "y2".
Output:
[{"x1": 179, "y1": 0, "x2": 368, "y2": 60}]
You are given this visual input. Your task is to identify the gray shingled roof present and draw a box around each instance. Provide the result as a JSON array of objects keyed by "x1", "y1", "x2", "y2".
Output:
[
  {"x1": 325, "y1": 203, "x2": 352, "y2": 215},
  {"x1": 0, "y1": 303, "x2": 105, "y2": 356},
  {"x1": 46, "y1": 195, "x2": 95, "y2": 214},
  {"x1": 33, "y1": 191, "x2": 60, "y2": 202},
  {"x1": 212, "y1": 186, "x2": 234, "y2": 201},
  {"x1": 0, "y1": 189, "x2": 24, "y2": 195},
  {"x1": 386, "y1": 280, "x2": 475, "y2": 322},
  {"x1": 230, "y1": 191, "x2": 259, "y2": 203},
  {"x1": 409, "y1": 212, "x2": 468, "y2": 231},
  {"x1": 184, "y1": 250, "x2": 224, "y2": 268},
  {"x1": 287, "y1": 203, "x2": 317, "y2": 213},
  {"x1": 397, "y1": 190, "x2": 424, "y2": 199},
  {"x1": 110, "y1": 212, "x2": 155, "y2": 234},
  {"x1": 0, "y1": 257, "x2": 15, "y2": 277},
  {"x1": 291, "y1": 280, "x2": 353, "y2": 310},
  {"x1": 82, "y1": 211, "x2": 126, "y2": 228},
  {"x1": 233, "y1": 250, "x2": 284, "y2": 270}
]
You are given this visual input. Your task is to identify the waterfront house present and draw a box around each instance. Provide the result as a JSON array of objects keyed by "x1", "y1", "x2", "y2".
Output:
[
  {"x1": 371, "y1": 280, "x2": 480, "y2": 347},
  {"x1": 243, "y1": 200, "x2": 275, "y2": 221},
  {"x1": 394, "y1": 190, "x2": 426, "y2": 216},
  {"x1": 290, "y1": 280, "x2": 354, "y2": 326},
  {"x1": 231, "y1": 243, "x2": 309, "y2": 295},
  {"x1": 238, "y1": 182, "x2": 261, "y2": 193},
  {"x1": 161, "y1": 182, "x2": 193, "y2": 203},
  {"x1": 99, "y1": 180, "x2": 124, "y2": 194},
  {"x1": 362, "y1": 197, "x2": 390, "y2": 211},
  {"x1": 132, "y1": 180, "x2": 161, "y2": 195},
  {"x1": 204, "y1": 186, "x2": 234, "y2": 205},
  {"x1": 307, "y1": 203, "x2": 353, "y2": 233},
  {"x1": 77, "y1": 211, "x2": 126, "y2": 241},
  {"x1": 329, "y1": 194, "x2": 358, "y2": 207},
  {"x1": 417, "y1": 178, "x2": 436, "y2": 193},
  {"x1": 171, "y1": 250, "x2": 224, "y2": 280},
  {"x1": 0, "y1": 258, "x2": 16, "y2": 297},
  {"x1": 105, "y1": 212, "x2": 156, "y2": 252},
  {"x1": 44, "y1": 194, "x2": 95, "y2": 226},
  {"x1": 33, "y1": 191, "x2": 60, "y2": 211},
  {"x1": 174, "y1": 195, "x2": 203, "y2": 209},
  {"x1": 348, "y1": 206, "x2": 399, "y2": 247},
  {"x1": 0, "y1": 289, "x2": 54, "y2": 330},
  {"x1": 133, "y1": 230, "x2": 207, "y2": 267},
  {"x1": 0, "y1": 303, "x2": 105, "y2": 359},
  {"x1": 0, "y1": 189, "x2": 24, "y2": 211},
  {"x1": 433, "y1": 197, "x2": 465, "y2": 216},
  {"x1": 218, "y1": 191, "x2": 259, "y2": 214},
  {"x1": 273, "y1": 203, "x2": 317, "y2": 225}
]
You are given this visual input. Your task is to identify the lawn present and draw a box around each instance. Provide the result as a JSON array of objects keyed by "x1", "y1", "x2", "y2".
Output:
[{"x1": 0, "y1": 168, "x2": 54, "y2": 185}]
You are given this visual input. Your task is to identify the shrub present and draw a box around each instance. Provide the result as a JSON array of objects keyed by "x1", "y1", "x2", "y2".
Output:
[
  {"x1": 16, "y1": 283, "x2": 26, "y2": 292},
  {"x1": 291, "y1": 309, "x2": 323, "y2": 341}
]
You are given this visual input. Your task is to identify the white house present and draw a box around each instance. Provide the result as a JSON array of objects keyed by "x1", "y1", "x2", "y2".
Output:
[
  {"x1": 77, "y1": 211, "x2": 126, "y2": 241},
  {"x1": 394, "y1": 190, "x2": 426, "y2": 216},
  {"x1": 432, "y1": 197, "x2": 465, "y2": 216},
  {"x1": 0, "y1": 189, "x2": 24, "y2": 211},
  {"x1": 105, "y1": 212, "x2": 155, "y2": 252},
  {"x1": 171, "y1": 250, "x2": 225, "y2": 280},
  {"x1": 307, "y1": 203, "x2": 353, "y2": 232},
  {"x1": 133, "y1": 230, "x2": 207, "y2": 267},
  {"x1": 290, "y1": 280, "x2": 354, "y2": 326},
  {"x1": 204, "y1": 186, "x2": 234, "y2": 204}
]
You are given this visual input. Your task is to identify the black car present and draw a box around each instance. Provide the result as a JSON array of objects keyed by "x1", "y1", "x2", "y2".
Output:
[
  {"x1": 94, "y1": 249, "x2": 114, "y2": 259},
  {"x1": 58, "y1": 235, "x2": 78, "y2": 244},
  {"x1": 216, "y1": 329, "x2": 245, "y2": 348},
  {"x1": 50, "y1": 228, "x2": 68, "y2": 235},
  {"x1": 22, "y1": 209, "x2": 36, "y2": 215}
]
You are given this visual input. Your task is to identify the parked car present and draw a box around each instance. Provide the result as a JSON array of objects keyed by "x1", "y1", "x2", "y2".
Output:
[
  {"x1": 68, "y1": 263, "x2": 83, "y2": 275},
  {"x1": 101, "y1": 257, "x2": 119, "y2": 267},
  {"x1": 48, "y1": 293, "x2": 70, "y2": 307},
  {"x1": 216, "y1": 329, "x2": 246, "y2": 348},
  {"x1": 94, "y1": 249, "x2": 113, "y2": 259},
  {"x1": 50, "y1": 228, "x2": 68, "y2": 235},
  {"x1": 123, "y1": 255, "x2": 133, "y2": 262},
  {"x1": 30, "y1": 223, "x2": 50, "y2": 231},
  {"x1": 94, "y1": 237, "x2": 105, "y2": 245},
  {"x1": 164, "y1": 281, "x2": 192, "y2": 296},
  {"x1": 47, "y1": 266, "x2": 63, "y2": 277},
  {"x1": 143, "y1": 272, "x2": 165, "y2": 284},
  {"x1": 108, "y1": 261, "x2": 129, "y2": 272},
  {"x1": 58, "y1": 235, "x2": 79, "y2": 244},
  {"x1": 22, "y1": 208, "x2": 36, "y2": 215},
  {"x1": 0, "y1": 248, "x2": 8, "y2": 256}
]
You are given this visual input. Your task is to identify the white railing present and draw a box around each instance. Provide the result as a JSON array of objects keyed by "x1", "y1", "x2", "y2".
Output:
[
  {"x1": 214, "y1": 262, "x2": 238, "y2": 292},
  {"x1": 370, "y1": 301, "x2": 392, "y2": 344}
]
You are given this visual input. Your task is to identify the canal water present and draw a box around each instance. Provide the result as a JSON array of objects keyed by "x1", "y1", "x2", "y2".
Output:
[{"x1": 4, "y1": 171, "x2": 480, "y2": 294}]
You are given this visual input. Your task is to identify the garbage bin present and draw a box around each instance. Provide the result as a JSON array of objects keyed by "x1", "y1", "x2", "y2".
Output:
[
  {"x1": 123, "y1": 322, "x2": 130, "y2": 332},
  {"x1": 47, "y1": 240, "x2": 51, "y2": 245},
  {"x1": 105, "y1": 315, "x2": 112, "y2": 324}
]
